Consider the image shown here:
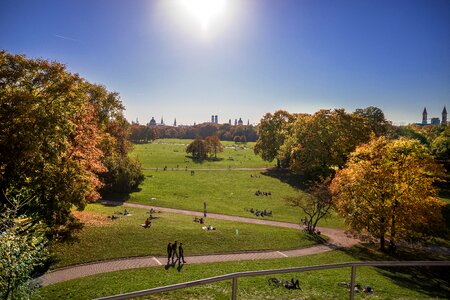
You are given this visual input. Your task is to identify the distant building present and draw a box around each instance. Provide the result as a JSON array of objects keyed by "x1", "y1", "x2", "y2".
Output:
[
  {"x1": 431, "y1": 118, "x2": 440, "y2": 125},
  {"x1": 422, "y1": 108, "x2": 427, "y2": 125},
  {"x1": 238, "y1": 118, "x2": 243, "y2": 126},
  {"x1": 234, "y1": 119, "x2": 237, "y2": 126},
  {"x1": 174, "y1": 118, "x2": 177, "y2": 127},
  {"x1": 420, "y1": 107, "x2": 448, "y2": 126},
  {"x1": 148, "y1": 117, "x2": 157, "y2": 126},
  {"x1": 229, "y1": 119, "x2": 232, "y2": 125},
  {"x1": 160, "y1": 117, "x2": 164, "y2": 125},
  {"x1": 214, "y1": 115, "x2": 218, "y2": 124}
]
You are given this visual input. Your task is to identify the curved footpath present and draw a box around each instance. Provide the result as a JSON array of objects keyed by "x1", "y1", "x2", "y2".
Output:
[{"x1": 38, "y1": 201, "x2": 359, "y2": 287}]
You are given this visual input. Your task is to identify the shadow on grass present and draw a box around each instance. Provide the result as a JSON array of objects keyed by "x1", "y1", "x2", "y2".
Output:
[
  {"x1": 261, "y1": 168, "x2": 308, "y2": 190},
  {"x1": 339, "y1": 244, "x2": 450, "y2": 298},
  {"x1": 304, "y1": 233, "x2": 328, "y2": 245},
  {"x1": 99, "y1": 187, "x2": 142, "y2": 204},
  {"x1": 185, "y1": 155, "x2": 224, "y2": 164}
]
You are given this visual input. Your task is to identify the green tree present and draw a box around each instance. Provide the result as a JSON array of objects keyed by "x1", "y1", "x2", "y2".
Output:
[
  {"x1": 254, "y1": 110, "x2": 295, "y2": 167},
  {"x1": 331, "y1": 137, "x2": 446, "y2": 251},
  {"x1": 288, "y1": 109, "x2": 370, "y2": 178},
  {"x1": 354, "y1": 106, "x2": 391, "y2": 136},
  {"x1": 0, "y1": 190, "x2": 48, "y2": 300}
]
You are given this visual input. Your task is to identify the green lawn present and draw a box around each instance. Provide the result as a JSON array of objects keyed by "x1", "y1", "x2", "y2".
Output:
[
  {"x1": 121, "y1": 169, "x2": 344, "y2": 228},
  {"x1": 36, "y1": 248, "x2": 450, "y2": 299},
  {"x1": 50, "y1": 203, "x2": 319, "y2": 269},
  {"x1": 131, "y1": 139, "x2": 271, "y2": 169}
]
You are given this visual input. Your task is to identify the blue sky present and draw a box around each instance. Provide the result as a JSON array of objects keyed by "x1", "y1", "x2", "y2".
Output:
[{"x1": 1, "y1": 0, "x2": 449, "y2": 125}]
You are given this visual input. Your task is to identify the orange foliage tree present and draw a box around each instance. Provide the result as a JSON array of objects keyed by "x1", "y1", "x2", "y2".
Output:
[{"x1": 331, "y1": 136, "x2": 446, "y2": 251}]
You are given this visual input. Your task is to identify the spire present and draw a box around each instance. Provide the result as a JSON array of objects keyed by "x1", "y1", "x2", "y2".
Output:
[
  {"x1": 422, "y1": 107, "x2": 427, "y2": 125},
  {"x1": 174, "y1": 118, "x2": 177, "y2": 127},
  {"x1": 442, "y1": 106, "x2": 447, "y2": 125},
  {"x1": 161, "y1": 117, "x2": 164, "y2": 125}
]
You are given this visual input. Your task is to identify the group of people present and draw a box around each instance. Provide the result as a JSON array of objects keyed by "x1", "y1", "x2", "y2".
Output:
[
  {"x1": 254, "y1": 190, "x2": 271, "y2": 196},
  {"x1": 245, "y1": 208, "x2": 272, "y2": 217},
  {"x1": 268, "y1": 277, "x2": 301, "y2": 290},
  {"x1": 142, "y1": 208, "x2": 161, "y2": 228},
  {"x1": 167, "y1": 241, "x2": 186, "y2": 266},
  {"x1": 193, "y1": 216, "x2": 205, "y2": 224},
  {"x1": 109, "y1": 209, "x2": 130, "y2": 220}
]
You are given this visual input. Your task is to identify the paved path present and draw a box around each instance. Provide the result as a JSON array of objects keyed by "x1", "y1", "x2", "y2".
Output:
[{"x1": 38, "y1": 201, "x2": 359, "y2": 287}]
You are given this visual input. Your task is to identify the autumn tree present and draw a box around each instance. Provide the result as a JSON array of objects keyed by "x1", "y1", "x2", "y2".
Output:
[
  {"x1": 186, "y1": 138, "x2": 207, "y2": 160},
  {"x1": 286, "y1": 177, "x2": 333, "y2": 234},
  {"x1": 331, "y1": 136, "x2": 446, "y2": 251},
  {"x1": 204, "y1": 135, "x2": 224, "y2": 159},
  {"x1": 254, "y1": 110, "x2": 295, "y2": 167},
  {"x1": 0, "y1": 51, "x2": 106, "y2": 232},
  {"x1": 0, "y1": 51, "x2": 143, "y2": 233}
]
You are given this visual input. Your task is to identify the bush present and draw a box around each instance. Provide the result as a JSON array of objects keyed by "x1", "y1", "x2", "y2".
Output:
[{"x1": 101, "y1": 156, "x2": 144, "y2": 193}]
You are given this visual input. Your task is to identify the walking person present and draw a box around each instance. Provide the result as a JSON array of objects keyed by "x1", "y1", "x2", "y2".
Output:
[
  {"x1": 171, "y1": 240, "x2": 179, "y2": 264},
  {"x1": 178, "y1": 242, "x2": 186, "y2": 265},
  {"x1": 167, "y1": 242, "x2": 172, "y2": 265}
]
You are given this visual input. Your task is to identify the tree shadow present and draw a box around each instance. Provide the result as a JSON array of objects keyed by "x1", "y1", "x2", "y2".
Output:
[
  {"x1": 185, "y1": 155, "x2": 224, "y2": 164},
  {"x1": 99, "y1": 187, "x2": 142, "y2": 203},
  {"x1": 304, "y1": 232, "x2": 328, "y2": 244},
  {"x1": 339, "y1": 244, "x2": 450, "y2": 298},
  {"x1": 261, "y1": 168, "x2": 308, "y2": 190}
]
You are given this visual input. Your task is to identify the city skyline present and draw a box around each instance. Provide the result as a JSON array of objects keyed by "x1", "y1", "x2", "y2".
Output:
[{"x1": 1, "y1": 0, "x2": 449, "y2": 125}]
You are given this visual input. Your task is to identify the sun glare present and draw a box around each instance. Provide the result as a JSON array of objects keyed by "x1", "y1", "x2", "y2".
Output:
[{"x1": 178, "y1": 0, "x2": 227, "y2": 31}]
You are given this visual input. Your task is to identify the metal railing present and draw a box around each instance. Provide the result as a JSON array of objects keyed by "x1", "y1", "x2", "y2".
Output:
[{"x1": 95, "y1": 261, "x2": 450, "y2": 300}]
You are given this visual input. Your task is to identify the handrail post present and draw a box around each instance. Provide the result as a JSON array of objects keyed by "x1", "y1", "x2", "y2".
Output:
[
  {"x1": 349, "y1": 265, "x2": 356, "y2": 300},
  {"x1": 232, "y1": 275, "x2": 238, "y2": 300}
]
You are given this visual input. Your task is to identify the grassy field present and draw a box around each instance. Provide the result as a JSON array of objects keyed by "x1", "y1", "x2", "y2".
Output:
[
  {"x1": 131, "y1": 139, "x2": 271, "y2": 169},
  {"x1": 36, "y1": 247, "x2": 450, "y2": 300},
  {"x1": 50, "y1": 203, "x2": 319, "y2": 268},
  {"x1": 116, "y1": 169, "x2": 344, "y2": 228}
]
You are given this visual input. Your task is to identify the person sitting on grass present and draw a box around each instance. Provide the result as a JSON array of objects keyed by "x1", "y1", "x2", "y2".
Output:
[
  {"x1": 143, "y1": 218, "x2": 151, "y2": 228},
  {"x1": 284, "y1": 278, "x2": 301, "y2": 289}
]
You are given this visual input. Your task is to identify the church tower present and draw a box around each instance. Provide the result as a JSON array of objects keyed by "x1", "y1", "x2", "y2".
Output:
[
  {"x1": 442, "y1": 106, "x2": 447, "y2": 125},
  {"x1": 422, "y1": 107, "x2": 427, "y2": 125},
  {"x1": 173, "y1": 118, "x2": 177, "y2": 127}
]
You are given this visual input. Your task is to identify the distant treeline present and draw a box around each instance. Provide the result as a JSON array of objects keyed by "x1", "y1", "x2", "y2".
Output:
[{"x1": 130, "y1": 123, "x2": 258, "y2": 143}]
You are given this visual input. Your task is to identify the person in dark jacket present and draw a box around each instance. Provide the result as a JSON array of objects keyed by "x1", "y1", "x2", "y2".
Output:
[
  {"x1": 178, "y1": 243, "x2": 186, "y2": 265},
  {"x1": 167, "y1": 242, "x2": 172, "y2": 265},
  {"x1": 171, "y1": 241, "x2": 179, "y2": 264}
]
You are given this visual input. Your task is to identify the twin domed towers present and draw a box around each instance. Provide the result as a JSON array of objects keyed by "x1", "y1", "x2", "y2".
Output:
[{"x1": 422, "y1": 107, "x2": 447, "y2": 125}]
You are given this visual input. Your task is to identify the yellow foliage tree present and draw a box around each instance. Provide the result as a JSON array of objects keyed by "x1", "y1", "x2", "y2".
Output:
[{"x1": 331, "y1": 136, "x2": 446, "y2": 251}]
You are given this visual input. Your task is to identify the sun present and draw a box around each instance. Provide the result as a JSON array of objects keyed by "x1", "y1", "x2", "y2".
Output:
[{"x1": 178, "y1": 0, "x2": 227, "y2": 31}]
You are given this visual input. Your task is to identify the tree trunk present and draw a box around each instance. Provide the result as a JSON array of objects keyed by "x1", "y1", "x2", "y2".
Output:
[
  {"x1": 276, "y1": 158, "x2": 280, "y2": 168},
  {"x1": 380, "y1": 234, "x2": 386, "y2": 251}
]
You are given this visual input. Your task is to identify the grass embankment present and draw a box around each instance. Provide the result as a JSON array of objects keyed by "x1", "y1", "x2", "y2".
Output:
[
  {"x1": 131, "y1": 139, "x2": 270, "y2": 169},
  {"x1": 51, "y1": 204, "x2": 318, "y2": 269},
  {"x1": 122, "y1": 169, "x2": 344, "y2": 228},
  {"x1": 36, "y1": 247, "x2": 450, "y2": 300}
]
